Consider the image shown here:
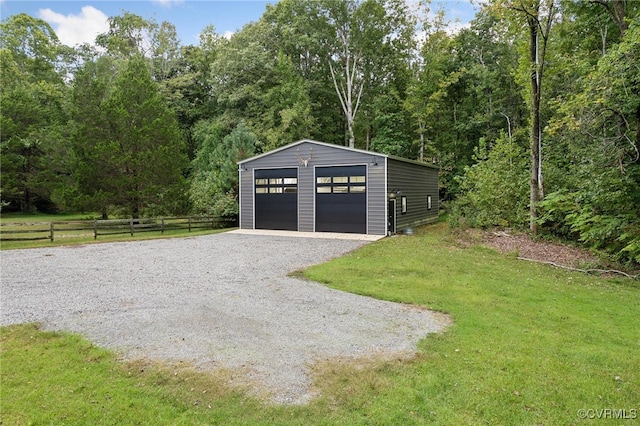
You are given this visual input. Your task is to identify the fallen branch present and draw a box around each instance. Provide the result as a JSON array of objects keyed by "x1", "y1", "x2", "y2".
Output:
[{"x1": 516, "y1": 257, "x2": 639, "y2": 280}]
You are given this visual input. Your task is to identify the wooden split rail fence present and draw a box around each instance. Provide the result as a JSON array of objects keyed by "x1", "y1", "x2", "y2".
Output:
[{"x1": 0, "y1": 216, "x2": 237, "y2": 243}]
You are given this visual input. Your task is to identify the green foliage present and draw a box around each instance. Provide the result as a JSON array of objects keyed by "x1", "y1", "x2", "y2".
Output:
[
  {"x1": 540, "y1": 18, "x2": 640, "y2": 265},
  {"x1": 539, "y1": 166, "x2": 640, "y2": 265},
  {"x1": 96, "y1": 12, "x2": 157, "y2": 58},
  {"x1": 370, "y1": 92, "x2": 414, "y2": 158},
  {"x1": 258, "y1": 52, "x2": 317, "y2": 151},
  {"x1": 409, "y1": 10, "x2": 525, "y2": 199},
  {"x1": 0, "y1": 14, "x2": 70, "y2": 213},
  {"x1": 450, "y1": 132, "x2": 529, "y2": 229},
  {"x1": 189, "y1": 122, "x2": 256, "y2": 217},
  {"x1": 70, "y1": 55, "x2": 188, "y2": 218}
]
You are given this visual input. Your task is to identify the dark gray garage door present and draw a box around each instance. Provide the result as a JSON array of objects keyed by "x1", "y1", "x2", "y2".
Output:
[
  {"x1": 255, "y1": 168, "x2": 298, "y2": 231},
  {"x1": 315, "y1": 165, "x2": 366, "y2": 234}
]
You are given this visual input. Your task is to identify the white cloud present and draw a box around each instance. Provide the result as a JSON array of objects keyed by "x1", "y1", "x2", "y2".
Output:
[
  {"x1": 152, "y1": 0, "x2": 184, "y2": 8},
  {"x1": 38, "y1": 6, "x2": 109, "y2": 47},
  {"x1": 223, "y1": 30, "x2": 234, "y2": 40}
]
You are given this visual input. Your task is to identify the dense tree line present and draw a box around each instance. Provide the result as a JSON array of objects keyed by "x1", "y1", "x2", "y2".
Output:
[{"x1": 1, "y1": 0, "x2": 638, "y2": 265}]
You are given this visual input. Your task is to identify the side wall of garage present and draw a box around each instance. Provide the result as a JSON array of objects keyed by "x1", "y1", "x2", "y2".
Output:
[
  {"x1": 239, "y1": 141, "x2": 387, "y2": 235},
  {"x1": 387, "y1": 158, "x2": 439, "y2": 231}
]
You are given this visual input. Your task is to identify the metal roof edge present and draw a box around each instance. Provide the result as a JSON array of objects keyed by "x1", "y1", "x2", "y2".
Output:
[
  {"x1": 387, "y1": 154, "x2": 440, "y2": 170},
  {"x1": 238, "y1": 139, "x2": 389, "y2": 164},
  {"x1": 238, "y1": 139, "x2": 439, "y2": 169},
  {"x1": 237, "y1": 139, "x2": 317, "y2": 164}
]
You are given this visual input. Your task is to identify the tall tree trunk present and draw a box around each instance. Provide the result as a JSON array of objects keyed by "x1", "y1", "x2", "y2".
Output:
[
  {"x1": 593, "y1": 0, "x2": 628, "y2": 36},
  {"x1": 610, "y1": 0, "x2": 628, "y2": 36},
  {"x1": 131, "y1": 201, "x2": 140, "y2": 220},
  {"x1": 519, "y1": 0, "x2": 555, "y2": 233},
  {"x1": 366, "y1": 126, "x2": 370, "y2": 151},
  {"x1": 636, "y1": 104, "x2": 640, "y2": 162},
  {"x1": 529, "y1": 15, "x2": 541, "y2": 234},
  {"x1": 329, "y1": 48, "x2": 363, "y2": 149},
  {"x1": 418, "y1": 120, "x2": 425, "y2": 161}
]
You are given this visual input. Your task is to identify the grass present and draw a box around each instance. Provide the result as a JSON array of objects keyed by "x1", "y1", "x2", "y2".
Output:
[
  {"x1": 1, "y1": 222, "x2": 639, "y2": 424},
  {"x1": 0, "y1": 212, "x2": 99, "y2": 222}
]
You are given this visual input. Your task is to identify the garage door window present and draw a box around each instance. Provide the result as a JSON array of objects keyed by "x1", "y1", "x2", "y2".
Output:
[
  {"x1": 256, "y1": 176, "x2": 297, "y2": 194},
  {"x1": 316, "y1": 175, "x2": 366, "y2": 193}
]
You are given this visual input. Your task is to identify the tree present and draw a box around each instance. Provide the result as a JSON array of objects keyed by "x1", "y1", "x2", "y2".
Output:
[
  {"x1": 451, "y1": 131, "x2": 530, "y2": 229},
  {"x1": 405, "y1": 8, "x2": 454, "y2": 162},
  {"x1": 495, "y1": 0, "x2": 558, "y2": 233},
  {"x1": 71, "y1": 55, "x2": 188, "y2": 218},
  {"x1": 318, "y1": 0, "x2": 415, "y2": 148},
  {"x1": 96, "y1": 12, "x2": 156, "y2": 57},
  {"x1": 262, "y1": 0, "x2": 344, "y2": 144},
  {"x1": 96, "y1": 12, "x2": 182, "y2": 82},
  {"x1": 405, "y1": 8, "x2": 524, "y2": 198},
  {"x1": 161, "y1": 25, "x2": 223, "y2": 158},
  {"x1": 259, "y1": 52, "x2": 317, "y2": 151},
  {"x1": 189, "y1": 121, "x2": 256, "y2": 217},
  {"x1": 540, "y1": 18, "x2": 640, "y2": 264},
  {"x1": 0, "y1": 14, "x2": 70, "y2": 212},
  {"x1": 324, "y1": 0, "x2": 364, "y2": 148},
  {"x1": 210, "y1": 20, "x2": 315, "y2": 151},
  {"x1": 370, "y1": 90, "x2": 414, "y2": 158},
  {"x1": 151, "y1": 20, "x2": 181, "y2": 82}
]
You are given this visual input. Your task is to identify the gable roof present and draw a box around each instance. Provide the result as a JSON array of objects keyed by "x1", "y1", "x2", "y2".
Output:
[{"x1": 238, "y1": 139, "x2": 439, "y2": 169}]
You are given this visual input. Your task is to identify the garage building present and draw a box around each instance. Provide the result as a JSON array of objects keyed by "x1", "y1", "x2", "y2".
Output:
[{"x1": 238, "y1": 139, "x2": 439, "y2": 236}]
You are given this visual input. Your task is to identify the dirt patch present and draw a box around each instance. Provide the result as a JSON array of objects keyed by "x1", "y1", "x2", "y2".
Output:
[
  {"x1": 456, "y1": 228, "x2": 639, "y2": 279},
  {"x1": 481, "y1": 230, "x2": 600, "y2": 268}
]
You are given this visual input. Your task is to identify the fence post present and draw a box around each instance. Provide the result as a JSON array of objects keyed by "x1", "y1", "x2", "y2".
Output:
[
  {"x1": 161, "y1": 218, "x2": 165, "y2": 234},
  {"x1": 188, "y1": 216, "x2": 192, "y2": 232},
  {"x1": 94, "y1": 220, "x2": 98, "y2": 240},
  {"x1": 50, "y1": 221, "x2": 54, "y2": 242},
  {"x1": 130, "y1": 218, "x2": 134, "y2": 236}
]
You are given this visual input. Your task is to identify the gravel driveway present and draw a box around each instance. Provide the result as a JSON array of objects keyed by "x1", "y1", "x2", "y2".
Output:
[{"x1": 1, "y1": 231, "x2": 448, "y2": 404}]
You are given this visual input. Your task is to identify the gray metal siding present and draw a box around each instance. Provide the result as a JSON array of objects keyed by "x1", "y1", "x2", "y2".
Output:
[
  {"x1": 239, "y1": 141, "x2": 387, "y2": 235},
  {"x1": 387, "y1": 158, "x2": 439, "y2": 230},
  {"x1": 239, "y1": 168, "x2": 253, "y2": 230},
  {"x1": 367, "y1": 159, "x2": 386, "y2": 235}
]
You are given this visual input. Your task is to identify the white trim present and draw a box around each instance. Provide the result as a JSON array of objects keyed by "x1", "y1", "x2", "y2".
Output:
[
  {"x1": 239, "y1": 167, "x2": 244, "y2": 229},
  {"x1": 384, "y1": 156, "x2": 388, "y2": 234},
  {"x1": 313, "y1": 164, "x2": 316, "y2": 233},
  {"x1": 366, "y1": 164, "x2": 369, "y2": 235},
  {"x1": 251, "y1": 168, "x2": 255, "y2": 230}
]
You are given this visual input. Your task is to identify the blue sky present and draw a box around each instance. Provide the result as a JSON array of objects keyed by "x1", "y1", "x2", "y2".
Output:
[{"x1": 1, "y1": 0, "x2": 479, "y2": 47}]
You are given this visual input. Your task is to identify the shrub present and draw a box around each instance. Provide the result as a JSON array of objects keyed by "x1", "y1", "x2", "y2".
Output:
[
  {"x1": 538, "y1": 166, "x2": 640, "y2": 266},
  {"x1": 449, "y1": 132, "x2": 529, "y2": 229}
]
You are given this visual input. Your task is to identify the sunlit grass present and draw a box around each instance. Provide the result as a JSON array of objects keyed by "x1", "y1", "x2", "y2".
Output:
[
  {"x1": 304, "y1": 223, "x2": 640, "y2": 424},
  {"x1": 2, "y1": 222, "x2": 638, "y2": 424}
]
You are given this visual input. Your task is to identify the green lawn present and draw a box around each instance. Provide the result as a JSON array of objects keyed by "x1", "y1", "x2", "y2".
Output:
[
  {"x1": 2, "y1": 223, "x2": 638, "y2": 425},
  {"x1": 0, "y1": 212, "x2": 100, "y2": 222}
]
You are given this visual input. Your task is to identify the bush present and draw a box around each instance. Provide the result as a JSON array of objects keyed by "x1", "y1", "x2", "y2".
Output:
[
  {"x1": 538, "y1": 166, "x2": 640, "y2": 266},
  {"x1": 449, "y1": 132, "x2": 529, "y2": 229}
]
